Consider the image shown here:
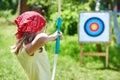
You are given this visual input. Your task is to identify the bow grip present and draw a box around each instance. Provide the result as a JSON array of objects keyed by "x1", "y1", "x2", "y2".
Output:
[{"x1": 55, "y1": 17, "x2": 62, "y2": 54}]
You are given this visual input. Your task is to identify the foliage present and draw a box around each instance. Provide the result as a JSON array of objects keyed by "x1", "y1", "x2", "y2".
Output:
[
  {"x1": 0, "y1": 10, "x2": 18, "y2": 24},
  {"x1": 27, "y1": 0, "x2": 55, "y2": 19},
  {"x1": 0, "y1": 0, "x2": 18, "y2": 14},
  {"x1": 47, "y1": 0, "x2": 90, "y2": 35}
]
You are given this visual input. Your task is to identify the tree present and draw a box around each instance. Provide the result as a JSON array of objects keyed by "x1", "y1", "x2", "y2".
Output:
[{"x1": 18, "y1": 0, "x2": 29, "y2": 14}]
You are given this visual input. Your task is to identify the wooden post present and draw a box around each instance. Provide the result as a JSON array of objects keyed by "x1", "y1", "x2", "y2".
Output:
[
  {"x1": 105, "y1": 45, "x2": 109, "y2": 68},
  {"x1": 96, "y1": 43, "x2": 102, "y2": 52},
  {"x1": 80, "y1": 44, "x2": 83, "y2": 65},
  {"x1": 95, "y1": 0, "x2": 102, "y2": 53}
]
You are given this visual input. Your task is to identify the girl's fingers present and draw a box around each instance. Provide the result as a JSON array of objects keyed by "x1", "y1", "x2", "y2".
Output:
[{"x1": 58, "y1": 32, "x2": 63, "y2": 39}]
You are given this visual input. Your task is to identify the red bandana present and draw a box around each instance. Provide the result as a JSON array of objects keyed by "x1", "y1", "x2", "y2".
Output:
[{"x1": 14, "y1": 11, "x2": 46, "y2": 39}]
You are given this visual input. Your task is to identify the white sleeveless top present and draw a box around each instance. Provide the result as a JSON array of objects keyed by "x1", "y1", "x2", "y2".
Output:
[{"x1": 17, "y1": 47, "x2": 50, "y2": 80}]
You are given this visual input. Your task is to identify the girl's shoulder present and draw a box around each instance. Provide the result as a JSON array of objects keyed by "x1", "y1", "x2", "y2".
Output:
[
  {"x1": 23, "y1": 33, "x2": 48, "y2": 56},
  {"x1": 36, "y1": 33, "x2": 48, "y2": 39}
]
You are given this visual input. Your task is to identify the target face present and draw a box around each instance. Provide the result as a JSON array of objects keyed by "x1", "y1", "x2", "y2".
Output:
[
  {"x1": 84, "y1": 17, "x2": 105, "y2": 37},
  {"x1": 78, "y1": 12, "x2": 110, "y2": 43}
]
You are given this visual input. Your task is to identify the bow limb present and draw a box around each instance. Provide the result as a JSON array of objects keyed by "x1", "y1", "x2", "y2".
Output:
[{"x1": 51, "y1": 0, "x2": 62, "y2": 80}]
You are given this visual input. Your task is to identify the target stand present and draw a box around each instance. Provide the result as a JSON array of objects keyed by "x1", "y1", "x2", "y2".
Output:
[{"x1": 78, "y1": 12, "x2": 111, "y2": 68}]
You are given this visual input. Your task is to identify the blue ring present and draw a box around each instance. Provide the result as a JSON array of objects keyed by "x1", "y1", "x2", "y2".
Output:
[{"x1": 84, "y1": 17, "x2": 105, "y2": 37}]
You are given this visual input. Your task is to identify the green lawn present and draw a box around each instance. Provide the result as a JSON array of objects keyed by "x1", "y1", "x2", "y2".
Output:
[{"x1": 0, "y1": 16, "x2": 120, "y2": 80}]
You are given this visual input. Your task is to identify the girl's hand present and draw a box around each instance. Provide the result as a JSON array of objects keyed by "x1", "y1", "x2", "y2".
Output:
[
  {"x1": 10, "y1": 45, "x2": 18, "y2": 54},
  {"x1": 54, "y1": 31, "x2": 63, "y2": 40},
  {"x1": 59, "y1": 31, "x2": 63, "y2": 39},
  {"x1": 48, "y1": 31, "x2": 63, "y2": 41}
]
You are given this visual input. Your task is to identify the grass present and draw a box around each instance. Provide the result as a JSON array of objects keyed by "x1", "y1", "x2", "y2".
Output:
[{"x1": 0, "y1": 15, "x2": 120, "y2": 80}]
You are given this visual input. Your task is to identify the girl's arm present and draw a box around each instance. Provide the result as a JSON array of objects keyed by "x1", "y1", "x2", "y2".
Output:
[
  {"x1": 47, "y1": 31, "x2": 62, "y2": 41},
  {"x1": 24, "y1": 32, "x2": 62, "y2": 56}
]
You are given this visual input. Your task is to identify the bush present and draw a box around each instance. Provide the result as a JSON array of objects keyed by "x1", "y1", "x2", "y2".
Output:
[{"x1": 0, "y1": 0, "x2": 18, "y2": 14}]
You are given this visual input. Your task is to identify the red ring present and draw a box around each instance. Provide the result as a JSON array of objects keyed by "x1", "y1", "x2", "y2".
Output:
[{"x1": 89, "y1": 22, "x2": 99, "y2": 32}]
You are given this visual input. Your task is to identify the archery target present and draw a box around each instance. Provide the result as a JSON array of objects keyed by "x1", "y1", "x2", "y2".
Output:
[
  {"x1": 84, "y1": 17, "x2": 105, "y2": 37},
  {"x1": 78, "y1": 12, "x2": 110, "y2": 43}
]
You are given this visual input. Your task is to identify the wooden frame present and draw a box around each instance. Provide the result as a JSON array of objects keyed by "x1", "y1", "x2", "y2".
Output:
[
  {"x1": 80, "y1": 44, "x2": 109, "y2": 68},
  {"x1": 78, "y1": 12, "x2": 111, "y2": 68}
]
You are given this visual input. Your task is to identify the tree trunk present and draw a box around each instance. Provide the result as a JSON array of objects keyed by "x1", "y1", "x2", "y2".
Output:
[{"x1": 18, "y1": 0, "x2": 30, "y2": 15}]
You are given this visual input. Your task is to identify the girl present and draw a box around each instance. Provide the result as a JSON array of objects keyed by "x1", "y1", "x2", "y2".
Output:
[{"x1": 10, "y1": 11, "x2": 62, "y2": 80}]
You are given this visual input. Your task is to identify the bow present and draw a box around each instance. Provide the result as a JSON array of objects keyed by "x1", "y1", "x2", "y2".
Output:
[{"x1": 51, "y1": 0, "x2": 62, "y2": 80}]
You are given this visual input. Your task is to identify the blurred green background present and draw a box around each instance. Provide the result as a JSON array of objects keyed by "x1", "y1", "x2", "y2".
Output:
[{"x1": 0, "y1": 0, "x2": 120, "y2": 80}]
